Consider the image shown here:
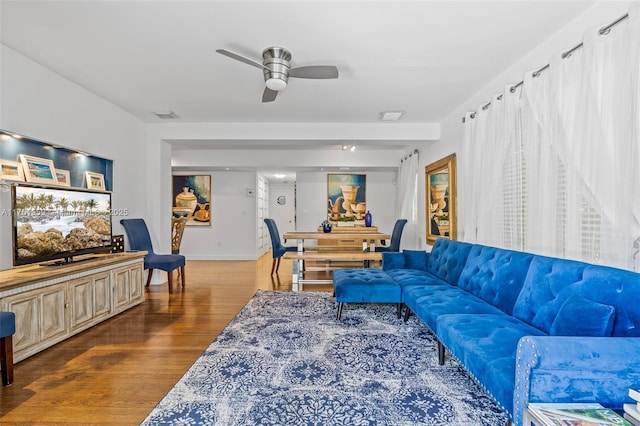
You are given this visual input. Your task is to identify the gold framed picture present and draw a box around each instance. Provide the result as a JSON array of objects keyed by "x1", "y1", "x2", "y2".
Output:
[
  {"x1": 18, "y1": 154, "x2": 58, "y2": 185},
  {"x1": 0, "y1": 159, "x2": 25, "y2": 182},
  {"x1": 426, "y1": 153, "x2": 457, "y2": 245},
  {"x1": 85, "y1": 171, "x2": 106, "y2": 191}
]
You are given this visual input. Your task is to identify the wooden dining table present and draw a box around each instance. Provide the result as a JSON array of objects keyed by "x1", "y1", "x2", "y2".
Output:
[
  {"x1": 283, "y1": 230, "x2": 391, "y2": 252},
  {"x1": 282, "y1": 229, "x2": 391, "y2": 290}
]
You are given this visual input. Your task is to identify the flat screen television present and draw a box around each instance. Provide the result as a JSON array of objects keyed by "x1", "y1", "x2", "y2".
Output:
[{"x1": 11, "y1": 184, "x2": 112, "y2": 266}]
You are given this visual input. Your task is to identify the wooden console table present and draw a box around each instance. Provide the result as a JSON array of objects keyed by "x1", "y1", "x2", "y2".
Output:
[{"x1": 0, "y1": 252, "x2": 146, "y2": 363}]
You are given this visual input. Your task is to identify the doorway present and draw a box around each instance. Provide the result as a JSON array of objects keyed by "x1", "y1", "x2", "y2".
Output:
[{"x1": 269, "y1": 183, "x2": 296, "y2": 234}]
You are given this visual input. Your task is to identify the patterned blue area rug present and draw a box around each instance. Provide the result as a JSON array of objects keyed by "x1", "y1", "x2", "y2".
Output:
[{"x1": 141, "y1": 290, "x2": 509, "y2": 425}]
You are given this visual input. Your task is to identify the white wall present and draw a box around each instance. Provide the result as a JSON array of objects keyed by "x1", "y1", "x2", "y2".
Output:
[
  {"x1": 414, "y1": 0, "x2": 635, "y2": 249},
  {"x1": 169, "y1": 170, "x2": 398, "y2": 260},
  {"x1": 176, "y1": 171, "x2": 258, "y2": 260},
  {"x1": 296, "y1": 170, "x2": 398, "y2": 236},
  {"x1": 0, "y1": 45, "x2": 146, "y2": 270},
  {"x1": 268, "y1": 182, "x2": 296, "y2": 236},
  {"x1": 171, "y1": 147, "x2": 409, "y2": 170},
  {"x1": 148, "y1": 121, "x2": 423, "y2": 257}
]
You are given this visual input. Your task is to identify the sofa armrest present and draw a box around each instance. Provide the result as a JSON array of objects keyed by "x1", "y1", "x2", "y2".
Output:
[
  {"x1": 382, "y1": 252, "x2": 405, "y2": 270},
  {"x1": 513, "y1": 335, "x2": 640, "y2": 426}
]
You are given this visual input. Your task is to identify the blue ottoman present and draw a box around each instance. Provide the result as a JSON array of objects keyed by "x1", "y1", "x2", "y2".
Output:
[
  {"x1": 333, "y1": 269, "x2": 402, "y2": 320},
  {"x1": 1, "y1": 311, "x2": 15, "y2": 386}
]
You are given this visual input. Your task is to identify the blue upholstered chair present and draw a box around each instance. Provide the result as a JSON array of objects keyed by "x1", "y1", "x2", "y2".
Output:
[
  {"x1": 264, "y1": 218, "x2": 296, "y2": 275},
  {"x1": 375, "y1": 219, "x2": 408, "y2": 252},
  {"x1": 120, "y1": 218, "x2": 186, "y2": 293},
  {"x1": 0, "y1": 311, "x2": 16, "y2": 386}
]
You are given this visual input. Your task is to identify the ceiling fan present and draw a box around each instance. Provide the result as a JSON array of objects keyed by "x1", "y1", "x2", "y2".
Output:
[{"x1": 216, "y1": 46, "x2": 339, "y2": 102}]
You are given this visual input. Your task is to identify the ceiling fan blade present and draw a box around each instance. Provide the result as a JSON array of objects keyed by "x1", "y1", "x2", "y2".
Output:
[
  {"x1": 262, "y1": 87, "x2": 278, "y2": 103},
  {"x1": 289, "y1": 65, "x2": 338, "y2": 79},
  {"x1": 216, "y1": 49, "x2": 267, "y2": 71}
]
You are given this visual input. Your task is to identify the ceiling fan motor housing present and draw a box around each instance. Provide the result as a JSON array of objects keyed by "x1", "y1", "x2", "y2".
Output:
[{"x1": 262, "y1": 47, "x2": 290, "y2": 91}]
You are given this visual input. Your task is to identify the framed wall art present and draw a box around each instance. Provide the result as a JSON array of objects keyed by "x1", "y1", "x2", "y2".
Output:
[
  {"x1": 426, "y1": 153, "x2": 457, "y2": 245},
  {"x1": 327, "y1": 173, "x2": 366, "y2": 225},
  {"x1": 85, "y1": 171, "x2": 106, "y2": 191},
  {"x1": 18, "y1": 154, "x2": 58, "y2": 185},
  {"x1": 0, "y1": 159, "x2": 25, "y2": 182},
  {"x1": 172, "y1": 175, "x2": 211, "y2": 226},
  {"x1": 55, "y1": 169, "x2": 71, "y2": 187}
]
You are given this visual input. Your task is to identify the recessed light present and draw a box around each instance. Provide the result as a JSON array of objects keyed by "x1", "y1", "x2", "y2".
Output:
[
  {"x1": 380, "y1": 111, "x2": 405, "y2": 121},
  {"x1": 274, "y1": 174, "x2": 286, "y2": 179}
]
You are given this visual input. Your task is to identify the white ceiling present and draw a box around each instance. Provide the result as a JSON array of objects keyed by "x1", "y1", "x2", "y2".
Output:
[
  {"x1": 1, "y1": 0, "x2": 601, "y2": 181},
  {"x1": 1, "y1": 0, "x2": 597, "y2": 125}
]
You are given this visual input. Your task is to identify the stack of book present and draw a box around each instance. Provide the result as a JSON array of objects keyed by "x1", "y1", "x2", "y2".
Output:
[
  {"x1": 528, "y1": 402, "x2": 632, "y2": 426},
  {"x1": 624, "y1": 389, "x2": 640, "y2": 425}
]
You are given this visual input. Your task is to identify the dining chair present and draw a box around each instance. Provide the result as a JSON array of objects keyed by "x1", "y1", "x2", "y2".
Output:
[
  {"x1": 171, "y1": 216, "x2": 188, "y2": 281},
  {"x1": 0, "y1": 311, "x2": 15, "y2": 386},
  {"x1": 375, "y1": 219, "x2": 408, "y2": 252},
  {"x1": 171, "y1": 216, "x2": 188, "y2": 255},
  {"x1": 120, "y1": 218, "x2": 186, "y2": 293},
  {"x1": 264, "y1": 218, "x2": 297, "y2": 275}
]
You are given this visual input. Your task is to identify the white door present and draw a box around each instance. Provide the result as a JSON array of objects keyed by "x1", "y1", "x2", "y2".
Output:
[{"x1": 269, "y1": 183, "x2": 296, "y2": 235}]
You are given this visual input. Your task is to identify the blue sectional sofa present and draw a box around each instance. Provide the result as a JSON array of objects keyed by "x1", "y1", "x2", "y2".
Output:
[{"x1": 333, "y1": 238, "x2": 640, "y2": 426}]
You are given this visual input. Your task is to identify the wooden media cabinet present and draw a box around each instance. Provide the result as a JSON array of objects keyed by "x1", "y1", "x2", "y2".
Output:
[{"x1": 0, "y1": 252, "x2": 146, "y2": 363}]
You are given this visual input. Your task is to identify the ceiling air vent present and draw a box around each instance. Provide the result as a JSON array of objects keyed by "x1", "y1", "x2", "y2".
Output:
[
  {"x1": 153, "y1": 111, "x2": 179, "y2": 119},
  {"x1": 380, "y1": 111, "x2": 405, "y2": 121}
]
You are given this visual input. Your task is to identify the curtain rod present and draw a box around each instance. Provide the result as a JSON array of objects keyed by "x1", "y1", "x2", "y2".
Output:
[
  {"x1": 462, "y1": 12, "x2": 629, "y2": 123},
  {"x1": 401, "y1": 149, "x2": 419, "y2": 162}
]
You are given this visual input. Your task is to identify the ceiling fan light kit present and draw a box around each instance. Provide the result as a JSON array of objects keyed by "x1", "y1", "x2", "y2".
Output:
[
  {"x1": 263, "y1": 46, "x2": 290, "y2": 91},
  {"x1": 216, "y1": 46, "x2": 338, "y2": 102}
]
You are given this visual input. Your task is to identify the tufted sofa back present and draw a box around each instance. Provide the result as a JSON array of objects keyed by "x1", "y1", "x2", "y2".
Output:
[
  {"x1": 457, "y1": 245, "x2": 535, "y2": 315},
  {"x1": 425, "y1": 238, "x2": 474, "y2": 285},
  {"x1": 512, "y1": 256, "x2": 640, "y2": 336}
]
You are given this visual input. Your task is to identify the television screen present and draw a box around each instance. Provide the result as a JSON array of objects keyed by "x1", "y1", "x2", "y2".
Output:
[{"x1": 12, "y1": 184, "x2": 112, "y2": 266}]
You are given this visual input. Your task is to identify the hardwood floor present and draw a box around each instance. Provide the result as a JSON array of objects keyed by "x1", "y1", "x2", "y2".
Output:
[{"x1": 0, "y1": 254, "x2": 333, "y2": 424}]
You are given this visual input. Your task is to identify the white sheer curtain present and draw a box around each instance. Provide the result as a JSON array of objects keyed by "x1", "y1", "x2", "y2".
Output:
[
  {"x1": 460, "y1": 88, "x2": 521, "y2": 247},
  {"x1": 398, "y1": 150, "x2": 419, "y2": 248},
  {"x1": 462, "y1": 3, "x2": 640, "y2": 271}
]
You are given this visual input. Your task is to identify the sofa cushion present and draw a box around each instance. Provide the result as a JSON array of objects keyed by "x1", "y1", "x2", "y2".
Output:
[
  {"x1": 425, "y1": 239, "x2": 474, "y2": 285},
  {"x1": 386, "y1": 269, "x2": 444, "y2": 288},
  {"x1": 402, "y1": 284, "x2": 506, "y2": 332},
  {"x1": 436, "y1": 314, "x2": 546, "y2": 415},
  {"x1": 457, "y1": 245, "x2": 534, "y2": 315},
  {"x1": 513, "y1": 256, "x2": 640, "y2": 336},
  {"x1": 382, "y1": 252, "x2": 406, "y2": 270},
  {"x1": 403, "y1": 249, "x2": 428, "y2": 270},
  {"x1": 550, "y1": 295, "x2": 615, "y2": 337}
]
